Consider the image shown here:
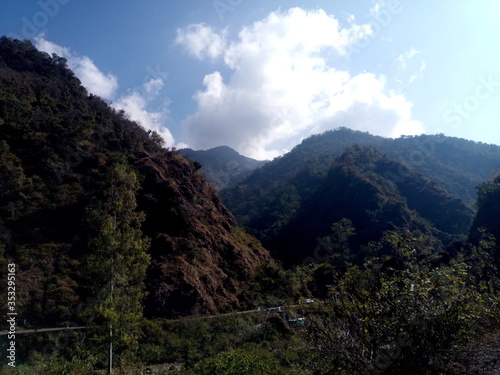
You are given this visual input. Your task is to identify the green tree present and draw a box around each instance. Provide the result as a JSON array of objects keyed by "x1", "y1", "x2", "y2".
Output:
[
  {"x1": 470, "y1": 175, "x2": 500, "y2": 248},
  {"x1": 301, "y1": 230, "x2": 500, "y2": 375},
  {"x1": 325, "y1": 218, "x2": 356, "y2": 259},
  {"x1": 84, "y1": 164, "x2": 150, "y2": 373},
  {"x1": 193, "y1": 348, "x2": 288, "y2": 375}
]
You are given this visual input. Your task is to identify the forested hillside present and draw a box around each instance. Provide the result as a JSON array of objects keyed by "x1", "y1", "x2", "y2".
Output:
[
  {"x1": 469, "y1": 174, "x2": 500, "y2": 247},
  {"x1": 221, "y1": 128, "x2": 500, "y2": 264},
  {"x1": 0, "y1": 37, "x2": 273, "y2": 326},
  {"x1": 1, "y1": 37, "x2": 500, "y2": 375},
  {"x1": 222, "y1": 128, "x2": 500, "y2": 209},
  {"x1": 261, "y1": 145, "x2": 474, "y2": 265}
]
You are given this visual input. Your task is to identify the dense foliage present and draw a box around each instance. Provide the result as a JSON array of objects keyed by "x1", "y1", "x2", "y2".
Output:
[
  {"x1": 256, "y1": 128, "x2": 500, "y2": 206},
  {"x1": 224, "y1": 145, "x2": 475, "y2": 265},
  {"x1": 470, "y1": 174, "x2": 500, "y2": 247},
  {"x1": 6, "y1": 229, "x2": 500, "y2": 374},
  {"x1": 1, "y1": 37, "x2": 500, "y2": 374},
  {"x1": 221, "y1": 129, "x2": 500, "y2": 242},
  {"x1": 0, "y1": 37, "x2": 273, "y2": 370}
]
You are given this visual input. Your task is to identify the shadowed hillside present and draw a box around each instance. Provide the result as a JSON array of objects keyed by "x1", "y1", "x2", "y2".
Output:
[
  {"x1": 180, "y1": 146, "x2": 267, "y2": 190},
  {"x1": 0, "y1": 37, "x2": 272, "y2": 325}
]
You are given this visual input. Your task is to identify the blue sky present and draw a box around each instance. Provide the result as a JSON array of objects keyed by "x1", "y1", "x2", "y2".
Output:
[{"x1": 1, "y1": 0, "x2": 499, "y2": 159}]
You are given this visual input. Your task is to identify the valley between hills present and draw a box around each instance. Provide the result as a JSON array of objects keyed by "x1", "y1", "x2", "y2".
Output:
[{"x1": 1, "y1": 37, "x2": 500, "y2": 374}]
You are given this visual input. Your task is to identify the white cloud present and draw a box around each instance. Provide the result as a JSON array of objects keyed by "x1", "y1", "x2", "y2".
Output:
[
  {"x1": 175, "y1": 24, "x2": 227, "y2": 60},
  {"x1": 370, "y1": 3, "x2": 382, "y2": 16},
  {"x1": 409, "y1": 61, "x2": 426, "y2": 84},
  {"x1": 369, "y1": 1, "x2": 402, "y2": 17},
  {"x1": 35, "y1": 36, "x2": 118, "y2": 100},
  {"x1": 113, "y1": 74, "x2": 174, "y2": 146},
  {"x1": 395, "y1": 47, "x2": 421, "y2": 71},
  {"x1": 394, "y1": 48, "x2": 426, "y2": 85},
  {"x1": 34, "y1": 37, "x2": 175, "y2": 147},
  {"x1": 178, "y1": 7, "x2": 423, "y2": 159},
  {"x1": 144, "y1": 77, "x2": 164, "y2": 97},
  {"x1": 112, "y1": 79, "x2": 174, "y2": 147}
]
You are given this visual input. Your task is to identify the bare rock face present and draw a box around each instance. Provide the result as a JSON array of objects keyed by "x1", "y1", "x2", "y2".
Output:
[
  {"x1": 0, "y1": 37, "x2": 271, "y2": 323},
  {"x1": 136, "y1": 151, "x2": 271, "y2": 318}
]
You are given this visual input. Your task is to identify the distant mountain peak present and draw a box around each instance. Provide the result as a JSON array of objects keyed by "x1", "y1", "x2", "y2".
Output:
[
  {"x1": 221, "y1": 132, "x2": 498, "y2": 265},
  {"x1": 0, "y1": 37, "x2": 272, "y2": 321},
  {"x1": 179, "y1": 146, "x2": 267, "y2": 190}
]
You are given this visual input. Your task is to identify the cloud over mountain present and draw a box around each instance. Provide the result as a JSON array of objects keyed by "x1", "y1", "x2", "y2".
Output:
[
  {"x1": 35, "y1": 36, "x2": 118, "y2": 100},
  {"x1": 35, "y1": 36, "x2": 174, "y2": 147},
  {"x1": 177, "y1": 7, "x2": 423, "y2": 159}
]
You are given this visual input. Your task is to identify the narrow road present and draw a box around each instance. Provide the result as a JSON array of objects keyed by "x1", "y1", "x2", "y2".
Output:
[
  {"x1": 0, "y1": 326, "x2": 86, "y2": 336},
  {"x1": 169, "y1": 304, "x2": 304, "y2": 322},
  {"x1": 0, "y1": 304, "x2": 308, "y2": 335}
]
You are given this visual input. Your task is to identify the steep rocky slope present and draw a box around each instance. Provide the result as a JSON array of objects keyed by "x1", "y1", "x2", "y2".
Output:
[
  {"x1": 135, "y1": 151, "x2": 270, "y2": 317},
  {"x1": 0, "y1": 37, "x2": 271, "y2": 323}
]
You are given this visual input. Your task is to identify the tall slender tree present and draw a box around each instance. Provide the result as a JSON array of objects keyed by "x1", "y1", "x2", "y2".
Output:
[{"x1": 84, "y1": 164, "x2": 150, "y2": 373}]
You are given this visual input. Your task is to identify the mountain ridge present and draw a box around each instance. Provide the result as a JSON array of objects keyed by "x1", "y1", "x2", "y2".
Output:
[
  {"x1": 241, "y1": 145, "x2": 475, "y2": 265},
  {"x1": 220, "y1": 128, "x2": 500, "y2": 207},
  {"x1": 179, "y1": 145, "x2": 267, "y2": 190},
  {"x1": 0, "y1": 37, "x2": 273, "y2": 323}
]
